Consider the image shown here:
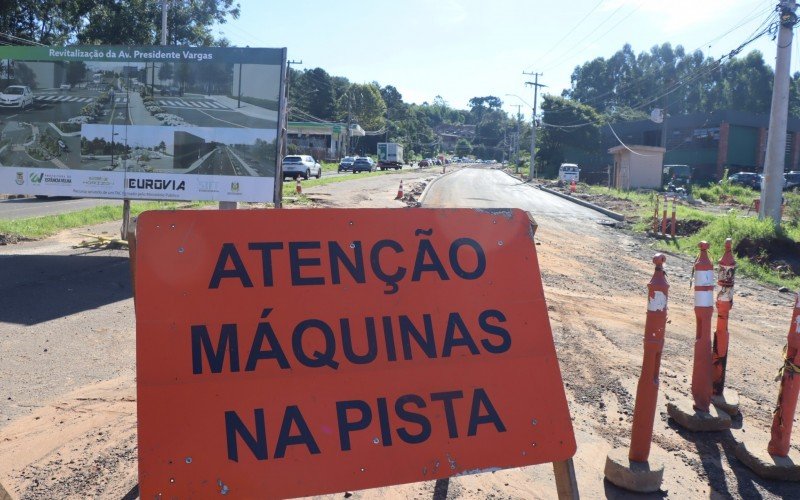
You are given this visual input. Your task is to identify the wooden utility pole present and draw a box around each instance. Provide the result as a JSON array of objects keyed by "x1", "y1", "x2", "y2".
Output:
[
  {"x1": 761, "y1": 0, "x2": 797, "y2": 226},
  {"x1": 524, "y1": 72, "x2": 545, "y2": 181}
]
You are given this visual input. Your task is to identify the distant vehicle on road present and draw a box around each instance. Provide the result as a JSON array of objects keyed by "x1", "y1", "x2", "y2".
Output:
[
  {"x1": 160, "y1": 86, "x2": 182, "y2": 96},
  {"x1": 282, "y1": 155, "x2": 321, "y2": 180},
  {"x1": 59, "y1": 83, "x2": 71, "y2": 91},
  {"x1": 725, "y1": 172, "x2": 761, "y2": 190},
  {"x1": 338, "y1": 156, "x2": 357, "y2": 172},
  {"x1": 0, "y1": 85, "x2": 33, "y2": 109},
  {"x1": 558, "y1": 163, "x2": 580, "y2": 183},
  {"x1": 418, "y1": 159, "x2": 430, "y2": 167},
  {"x1": 377, "y1": 142, "x2": 404, "y2": 170},
  {"x1": 351, "y1": 157, "x2": 375, "y2": 173},
  {"x1": 785, "y1": 171, "x2": 800, "y2": 191}
]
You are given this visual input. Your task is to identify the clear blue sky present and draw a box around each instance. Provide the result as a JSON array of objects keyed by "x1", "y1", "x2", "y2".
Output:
[{"x1": 215, "y1": 0, "x2": 794, "y2": 120}]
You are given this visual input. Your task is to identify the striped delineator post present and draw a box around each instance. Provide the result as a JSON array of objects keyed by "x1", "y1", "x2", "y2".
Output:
[
  {"x1": 670, "y1": 197, "x2": 677, "y2": 239},
  {"x1": 667, "y1": 241, "x2": 731, "y2": 431},
  {"x1": 660, "y1": 195, "x2": 668, "y2": 237},
  {"x1": 768, "y1": 292, "x2": 800, "y2": 456},
  {"x1": 691, "y1": 241, "x2": 715, "y2": 412},
  {"x1": 296, "y1": 178, "x2": 302, "y2": 194},
  {"x1": 711, "y1": 238, "x2": 740, "y2": 415},
  {"x1": 652, "y1": 196, "x2": 660, "y2": 235},
  {"x1": 604, "y1": 255, "x2": 668, "y2": 493},
  {"x1": 735, "y1": 292, "x2": 800, "y2": 480}
]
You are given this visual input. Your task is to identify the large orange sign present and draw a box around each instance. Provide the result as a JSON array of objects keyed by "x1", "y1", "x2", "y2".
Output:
[{"x1": 135, "y1": 208, "x2": 575, "y2": 498}]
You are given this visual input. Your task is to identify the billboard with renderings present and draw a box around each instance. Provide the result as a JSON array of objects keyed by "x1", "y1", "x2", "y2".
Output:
[{"x1": 0, "y1": 45, "x2": 286, "y2": 203}]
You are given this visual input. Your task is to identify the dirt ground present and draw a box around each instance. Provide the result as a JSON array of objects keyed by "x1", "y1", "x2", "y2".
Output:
[{"x1": 1, "y1": 166, "x2": 799, "y2": 499}]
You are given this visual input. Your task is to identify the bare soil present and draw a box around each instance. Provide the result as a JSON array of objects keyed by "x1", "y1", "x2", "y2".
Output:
[{"x1": 1, "y1": 166, "x2": 799, "y2": 499}]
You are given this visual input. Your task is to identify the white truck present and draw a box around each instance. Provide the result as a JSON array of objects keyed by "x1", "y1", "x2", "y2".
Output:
[{"x1": 377, "y1": 142, "x2": 404, "y2": 170}]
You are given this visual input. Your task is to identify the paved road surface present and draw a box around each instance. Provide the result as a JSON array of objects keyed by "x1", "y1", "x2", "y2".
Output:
[
  {"x1": 0, "y1": 197, "x2": 120, "y2": 220},
  {"x1": 421, "y1": 166, "x2": 604, "y2": 221}
]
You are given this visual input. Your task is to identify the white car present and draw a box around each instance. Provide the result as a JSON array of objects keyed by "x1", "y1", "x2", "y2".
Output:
[
  {"x1": 282, "y1": 155, "x2": 322, "y2": 180},
  {"x1": 0, "y1": 85, "x2": 33, "y2": 109}
]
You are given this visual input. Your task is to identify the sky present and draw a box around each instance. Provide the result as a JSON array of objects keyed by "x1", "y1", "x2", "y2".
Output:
[{"x1": 214, "y1": 0, "x2": 794, "y2": 120}]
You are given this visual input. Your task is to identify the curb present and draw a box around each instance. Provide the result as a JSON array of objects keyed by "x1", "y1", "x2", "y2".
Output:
[
  {"x1": 538, "y1": 185, "x2": 625, "y2": 221},
  {"x1": 419, "y1": 167, "x2": 458, "y2": 204}
]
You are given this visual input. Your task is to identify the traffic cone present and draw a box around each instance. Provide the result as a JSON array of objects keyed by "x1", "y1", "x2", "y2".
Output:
[
  {"x1": 569, "y1": 179, "x2": 576, "y2": 193},
  {"x1": 296, "y1": 178, "x2": 302, "y2": 195},
  {"x1": 395, "y1": 180, "x2": 404, "y2": 200}
]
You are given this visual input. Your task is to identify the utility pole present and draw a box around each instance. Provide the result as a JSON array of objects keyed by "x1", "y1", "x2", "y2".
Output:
[
  {"x1": 524, "y1": 72, "x2": 545, "y2": 181},
  {"x1": 761, "y1": 0, "x2": 797, "y2": 226},
  {"x1": 511, "y1": 104, "x2": 522, "y2": 173}
]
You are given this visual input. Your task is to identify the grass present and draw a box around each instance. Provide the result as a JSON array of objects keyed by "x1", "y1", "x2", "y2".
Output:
[
  {"x1": 0, "y1": 200, "x2": 209, "y2": 239},
  {"x1": 576, "y1": 183, "x2": 800, "y2": 289}
]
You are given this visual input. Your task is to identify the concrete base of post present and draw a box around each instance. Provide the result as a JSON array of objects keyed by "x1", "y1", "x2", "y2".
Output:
[
  {"x1": 711, "y1": 389, "x2": 740, "y2": 416},
  {"x1": 667, "y1": 398, "x2": 731, "y2": 432},
  {"x1": 734, "y1": 438, "x2": 800, "y2": 481},
  {"x1": 604, "y1": 447, "x2": 664, "y2": 493}
]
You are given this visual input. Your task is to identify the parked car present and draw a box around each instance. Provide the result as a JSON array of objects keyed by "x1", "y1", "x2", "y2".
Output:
[
  {"x1": 351, "y1": 157, "x2": 375, "y2": 173},
  {"x1": 0, "y1": 85, "x2": 33, "y2": 109},
  {"x1": 418, "y1": 159, "x2": 430, "y2": 167},
  {"x1": 725, "y1": 172, "x2": 761, "y2": 190},
  {"x1": 282, "y1": 155, "x2": 321, "y2": 180},
  {"x1": 785, "y1": 171, "x2": 800, "y2": 191},
  {"x1": 338, "y1": 156, "x2": 357, "y2": 172},
  {"x1": 160, "y1": 86, "x2": 182, "y2": 96}
]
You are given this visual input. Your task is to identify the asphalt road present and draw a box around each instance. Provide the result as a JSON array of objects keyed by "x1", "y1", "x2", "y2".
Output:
[
  {"x1": 421, "y1": 166, "x2": 604, "y2": 221},
  {"x1": 154, "y1": 96, "x2": 275, "y2": 128},
  {"x1": 0, "y1": 196, "x2": 120, "y2": 220},
  {"x1": 0, "y1": 88, "x2": 129, "y2": 125}
]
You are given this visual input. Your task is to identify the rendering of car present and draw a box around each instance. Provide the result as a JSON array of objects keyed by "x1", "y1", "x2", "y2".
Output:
[
  {"x1": 0, "y1": 85, "x2": 33, "y2": 109},
  {"x1": 725, "y1": 172, "x2": 761, "y2": 190},
  {"x1": 338, "y1": 156, "x2": 357, "y2": 172},
  {"x1": 59, "y1": 83, "x2": 71, "y2": 91},
  {"x1": 351, "y1": 157, "x2": 375, "y2": 173},
  {"x1": 282, "y1": 155, "x2": 322, "y2": 180},
  {"x1": 160, "y1": 86, "x2": 182, "y2": 96}
]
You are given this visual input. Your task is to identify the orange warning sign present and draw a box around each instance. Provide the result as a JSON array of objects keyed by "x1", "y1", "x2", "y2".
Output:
[{"x1": 135, "y1": 208, "x2": 575, "y2": 498}]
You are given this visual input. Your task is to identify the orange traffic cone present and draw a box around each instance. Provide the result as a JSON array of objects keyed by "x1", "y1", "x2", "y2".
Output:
[
  {"x1": 395, "y1": 180, "x2": 404, "y2": 200},
  {"x1": 296, "y1": 178, "x2": 302, "y2": 194},
  {"x1": 569, "y1": 179, "x2": 576, "y2": 193}
]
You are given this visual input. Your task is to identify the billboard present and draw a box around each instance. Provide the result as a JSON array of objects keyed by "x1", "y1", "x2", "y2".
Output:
[{"x1": 0, "y1": 46, "x2": 286, "y2": 202}]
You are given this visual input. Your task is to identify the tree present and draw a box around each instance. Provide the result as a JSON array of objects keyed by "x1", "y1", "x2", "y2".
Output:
[
  {"x1": 338, "y1": 83, "x2": 387, "y2": 131},
  {"x1": 538, "y1": 95, "x2": 603, "y2": 176},
  {"x1": 65, "y1": 61, "x2": 87, "y2": 86},
  {"x1": 455, "y1": 138, "x2": 472, "y2": 156},
  {"x1": 158, "y1": 63, "x2": 173, "y2": 83},
  {"x1": 305, "y1": 68, "x2": 336, "y2": 121}
]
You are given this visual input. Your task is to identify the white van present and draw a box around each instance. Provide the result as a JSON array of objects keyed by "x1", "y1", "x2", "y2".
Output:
[{"x1": 558, "y1": 163, "x2": 580, "y2": 182}]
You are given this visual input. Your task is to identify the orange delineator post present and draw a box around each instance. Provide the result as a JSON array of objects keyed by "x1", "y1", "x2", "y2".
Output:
[
  {"x1": 767, "y1": 292, "x2": 800, "y2": 456},
  {"x1": 629, "y1": 254, "x2": 670, "y2": 462},
  {"x1": 712, "y1": 238, "x2": 736, "y2": 396},
  {"x1": 660, "y1": 195, "x2": 668, "y2": 236},
  {"x1": 395, "y1": 180, "x2": 404, "y2": 200},
  {"x1": 653, "y1": 196, "x2": 660, "y2": 234},
  {"x1": 691, "y1": 241, "x2": 715, "y2": 412},
  {"x1": 670, "y1": 197, "x2": 677, "y2": 239},
  {"x1": 296, "y1": 178, "x2": 302, "y2": 194},
  {"x1": 569, "y1": 180, "x2": 576, "y2": 193}
]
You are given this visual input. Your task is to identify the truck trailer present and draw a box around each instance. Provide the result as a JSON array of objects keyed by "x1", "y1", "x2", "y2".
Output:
[{"x1": 377, "y1": 142, "x2": 404, "y2": 170}]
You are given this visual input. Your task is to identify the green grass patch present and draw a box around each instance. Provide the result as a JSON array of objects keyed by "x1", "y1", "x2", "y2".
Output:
[
  {"x1": 693, "y1": 182, "x2": 758, "y2": 205},
  {"x1": 0, "y1": 200, "x2": 209, "y2": 239}
]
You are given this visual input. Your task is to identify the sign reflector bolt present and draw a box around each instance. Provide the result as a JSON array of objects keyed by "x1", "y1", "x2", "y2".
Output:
[
  {"x1": 498, "y1": 241, "x2": 504, "y2": 246},
  {"x1": 178, "y1": 247, "x2": 184, "y2": 253},
  {"x1": 185, "y1": 457, "x2": 192, "y2": 464}
]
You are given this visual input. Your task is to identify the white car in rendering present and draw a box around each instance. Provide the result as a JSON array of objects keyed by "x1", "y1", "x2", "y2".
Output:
[{"x1": 0, "y1": 85, "x2": 34, "y2": 109}]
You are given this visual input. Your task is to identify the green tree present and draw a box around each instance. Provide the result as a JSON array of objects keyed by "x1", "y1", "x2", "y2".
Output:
[
  {"x1": 158, "y1": 62, "x2": 173, "y2": 83},
  {"x1": 539, "y1": 95, "x2": 603, "y2": 176},
  {"x1": 339, "y1": 83, "x2": 387, "y2": 131},
  {"x1": 455, "y1": 138, "x2": 472, "y2": 156}
]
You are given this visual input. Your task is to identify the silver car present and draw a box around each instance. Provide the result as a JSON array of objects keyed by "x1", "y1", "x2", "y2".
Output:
[
  {"x1": 0, "y1": 85, "x2": 33, "y2": 109},
  {"x1": 282, "y1": 155, "x2": 322, "y2": 180}
]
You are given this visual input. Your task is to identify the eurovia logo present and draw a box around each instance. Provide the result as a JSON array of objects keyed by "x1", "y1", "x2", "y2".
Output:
[
  {"x1": 15, "y1": 172, "x2": 24, "y2": 185},
  {"x1": 29, "y1": 172, "x2": 44, "y2": 184}
]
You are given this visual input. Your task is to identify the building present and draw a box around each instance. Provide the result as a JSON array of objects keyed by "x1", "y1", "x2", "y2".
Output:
[
  {"x1": 608, "y1": 145, "x2": 666, "y2": 189},
  {"x1": 173, "y1": 131, "x2": 210, "y2": 170},
  {"x1": 603, "y1": 110, "x2": 800, "y2": 182},
  {"x1": 287, "y1": 122, "x2": 364, "y2": 160}
]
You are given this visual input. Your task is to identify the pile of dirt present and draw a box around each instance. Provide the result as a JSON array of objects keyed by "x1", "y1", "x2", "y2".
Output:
[
  {"x1": 736, "y1": 236, "x2": 800, "y2": 277},
  {"x1": 0, "y1": 233, "x2": 31, "y2": 245}
]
